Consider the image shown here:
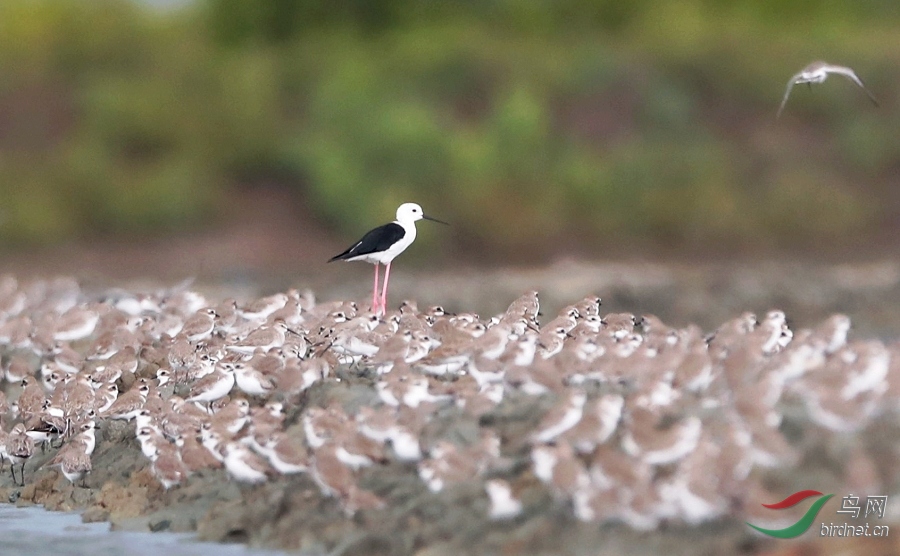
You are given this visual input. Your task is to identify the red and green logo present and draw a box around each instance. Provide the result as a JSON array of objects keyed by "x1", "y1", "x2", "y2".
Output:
[{"x1": 747, "y1": 490, "x2": 834, "y2": 538}]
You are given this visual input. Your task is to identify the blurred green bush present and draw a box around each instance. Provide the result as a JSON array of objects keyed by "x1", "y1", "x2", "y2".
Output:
[{"x1": 0, "y1": 0, "x2": 897, "y2": 258}]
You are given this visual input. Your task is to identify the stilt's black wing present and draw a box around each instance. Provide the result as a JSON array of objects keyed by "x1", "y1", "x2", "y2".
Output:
[{"x1": 328, "y1": 222, "x2": 406, "y2": 262}]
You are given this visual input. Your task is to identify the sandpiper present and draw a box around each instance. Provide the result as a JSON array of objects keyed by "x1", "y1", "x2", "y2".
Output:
[
  {"x1": 531, "y1": 390, "x2": 587, "y2": 444},
  {"x1": 55, "y1": 374, "x2": 95, "y2": 429},
  {"x1": 4, "y1": 355, "x2": 32, "y2": 384},
  {"x1": 0, "y1": 427, "x2": 8, "y2": 474},
  {"x1": 561, "y1": 394, "x2": 623, "y2": 453},
  {"x1": 355, "y1": 407, "x2": 423, "y2": 462},
  {"x1": 256, "y1": 431, "x2": 310, "y2": 474},
  {"x1": 485, "y1": 479, "x2": 523, "y2": 520},
  {"x1": 531, "y1": 441, "x2": 591, "y2": 498},
  {"x1": 166, "y1": 337, "x2": 197, "y2": 375},
  {"x1": 175, "y1": 431, "x2": 222, "y2": 472},
  {"x1": 185, "y1": 364, "x2": 236, "y2": 412},
  {"x1": 501, "y1": 291, "x2": 540, "y2": 329},
  {"x1": 621, "y1": 406, "x2": 703, "y2": 465},
  {"x1": 238, "y1": 293, "x2": 289, "y2": 322},
  {"x1": 52, "y1": 306, "x2": 100, "y2": 342},
  {"x1": 17, "y1": 376, "x2": 47, "y2": 423},
  {"x1": 6, "y1": 423, "x2": 35, "y2": 486},
  {"x1": 151, "y1": 442, "x2": 189, "y2": 490},
  {"x1": 210, "y1": 397, "x2": 250, "y2": 434},
  {"x1": 275, "y1": 357, "x2": 329, "y2": 395},
  {"x1": 233, "y1": 362, "x2": 276, "y2": 396},
  {"x1": 178, "y1": 308, "x2": 218, "y2": 343},
  {"x1": 225, "y1": 321, "x2": 291, "y2": 355},
  {"x1": 303, "y1": 406, "x2": 347, "y2": 449},
  {"x1": 328, "y1": 203, "x2": 447, "y2": 315},
  {"x1": 222, "y1": 442, "x2": 269, "y2": 484},
  {"x1": 49, "y1": 441, "x2": 92, "y2": 488},
  {"x1": 418, "y1": 433, "x2": 498, "y2": 493},
  {"x1": 105, "y1": 345, "x2": 139, "y2": 376},
  {"x1": 102, "y1": 379, "x2": 150, "y2": 420},
  {"x1": 136, "y1": 426, "x2": 166, "y2": 460}
]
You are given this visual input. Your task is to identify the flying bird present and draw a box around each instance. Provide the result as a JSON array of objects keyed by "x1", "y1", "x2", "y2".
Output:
[
  {"x1": 329, "y1": 203, "x2": 447, "y2": 315},
  {"x1": 778, "y1": 61, "x2": 878, "y2": 118}
]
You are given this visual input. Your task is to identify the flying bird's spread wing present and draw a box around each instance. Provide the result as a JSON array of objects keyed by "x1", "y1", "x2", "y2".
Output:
[
  {"x1": 778, "y1": 63, "x2": 879, "y2": 118},
  {"x1": 777, "y1": 73, "x2": 803, "y2": 119},
  {"x1": 826, "y1": 65, "x2": 879, "y2": 107},
  {"x1": 328, "y1": 222, "x2": 406, "y2": 262}
]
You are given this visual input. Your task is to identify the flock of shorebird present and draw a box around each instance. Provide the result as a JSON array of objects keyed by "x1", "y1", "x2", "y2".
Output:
[
  {"x1": 0, "y1": 60, "x2": 886, "y2": 529},
  {"x1": 0, "y1": 275, "x2": 897, "y2": 528}
]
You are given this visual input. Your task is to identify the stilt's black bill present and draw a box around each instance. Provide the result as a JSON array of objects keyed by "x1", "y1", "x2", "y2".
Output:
[{"x1": 423, "y1": 214, "x2": 449, "y2": 225}]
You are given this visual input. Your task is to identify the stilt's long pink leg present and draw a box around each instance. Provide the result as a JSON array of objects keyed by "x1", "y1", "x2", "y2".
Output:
[
  {"x1": 373, "y1": 263, "x2": 381, "y2": 314},
  {"x1": 380, "y1": 261, "x2": 392, "y2": 314}
]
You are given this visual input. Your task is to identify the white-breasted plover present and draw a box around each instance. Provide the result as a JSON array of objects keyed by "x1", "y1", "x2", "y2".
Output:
[{"x1": 6, "y1": 423, "x2": 35, "y2": 486}]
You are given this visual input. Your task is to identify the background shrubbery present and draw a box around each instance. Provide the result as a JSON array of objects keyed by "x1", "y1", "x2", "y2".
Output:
[{"x1": 0, "y1": 0, "x2": 898, "y2": 259}]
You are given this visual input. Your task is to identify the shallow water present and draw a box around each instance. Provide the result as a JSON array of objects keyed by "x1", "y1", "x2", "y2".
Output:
[{"x1": 0, "y1": 504, "x2": 292, "y2": 556}]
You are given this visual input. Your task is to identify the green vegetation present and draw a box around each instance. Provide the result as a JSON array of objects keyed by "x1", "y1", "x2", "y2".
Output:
[{"x1": 0, "y1": 0, "x2": 898, "y2": 257}]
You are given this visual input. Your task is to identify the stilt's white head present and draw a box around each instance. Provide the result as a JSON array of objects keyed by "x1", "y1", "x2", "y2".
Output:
[
  {"x1": 396, "y1": 203, "x2": 425, "y2": 224},
  {"x1": 395, "y1": 203, "x2": 448, "y2": 226}
]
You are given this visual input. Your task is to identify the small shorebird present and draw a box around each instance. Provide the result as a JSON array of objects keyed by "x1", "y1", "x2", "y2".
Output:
[
  {"x1": 49, "y1": 442, "x2": 92, "y2": 488},
  {"x1": 238, "y1": 293, "x2": 288, "y2": 322},
  {"x1": 185, "y1": 364, "x2": 235, "y2": 412},
  {"x1": 151, "y1": 443, "x2": 189, "y2": 490},
  {"x1": 531, "y1": 390, "x2": 587, "y2": 444},
  {"x1": 222, "y1": 442, "x2": 269, "y2": 484},
  {"x1": 328, "y1": 203, "x2": 447, "y2": 315},
  {"x1": 52, "y1": 306, "x2": 100, "y2": 342},
  {"x1": 6, "y1": 423, "x2": 35, "y2": 486},
  {"x1": 257, "y1": 432, "x2": 309, "y2": 474},
  {"x1": 102, "y1": 379, "x2": 150, "y2": 420},
  {"x1": 225, "y1": 321, "x2": 290, "y2": 355},
  {"x1": 178, "y1": 308, "x2": 217, "y2": 343},
  {"x1": 4, "y1": 355, "x2": 32, "y2": 383},
  {"x1": 777, "y1": 61, "x2": 878, "y2": 118},
  {"x1": 233, "y1": 362, "x2": 276, "y2": 396},
  {"x1": 485, "y1": 479, "x2": 523, "y2": 520}
]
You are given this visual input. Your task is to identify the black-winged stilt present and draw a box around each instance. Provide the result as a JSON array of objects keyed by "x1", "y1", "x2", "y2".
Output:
[
  {"x1": 328, "y1": 202, "x2": 447, "y2": 315},
  {"x1": 778, "y1": 61, "x2": 878, "y2": 118}
]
